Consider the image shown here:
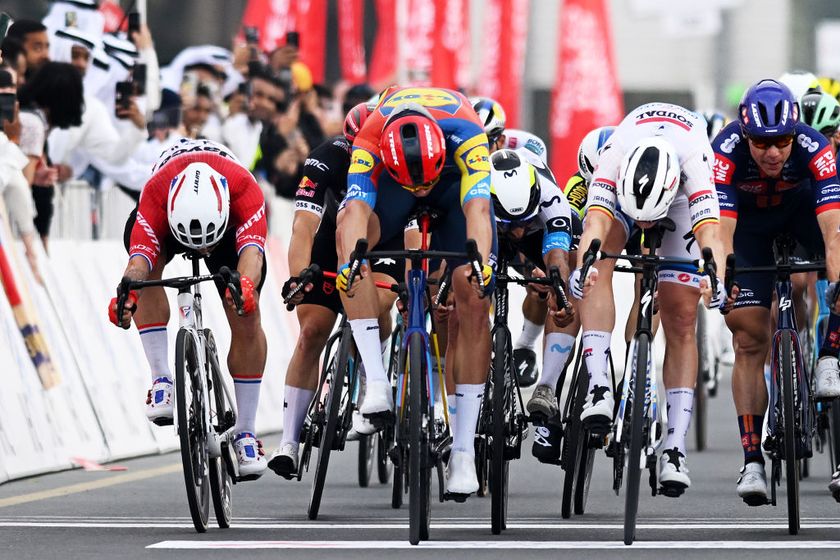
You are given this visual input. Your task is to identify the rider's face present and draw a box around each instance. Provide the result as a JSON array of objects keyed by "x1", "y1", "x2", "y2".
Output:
[{"x1": 748, "y1": 136, "x2": 793, "y2": 178}]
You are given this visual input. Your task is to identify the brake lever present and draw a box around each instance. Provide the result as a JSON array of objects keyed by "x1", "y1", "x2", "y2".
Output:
[
  {"x1": 549, "y1": 266, "x2": 573, "y2": 315},
  {"x1": 284, "y1": 264, "x2": 322, "y2": 311},
  {"x1": 345, "y1": 239, "x2": 369, "y2": 293},
  {"x1": 219, "y1": 266, "x2": 245, "y2": 316},
  {"x1": 578, "y1": 238, "x2": 602, "y2": 294},
  {"x1": 116, "y1": 276, "x2": 134, "y2": 330},
  {"x1": 465, "y1": 239, "x2": 486, "y2": 298}
]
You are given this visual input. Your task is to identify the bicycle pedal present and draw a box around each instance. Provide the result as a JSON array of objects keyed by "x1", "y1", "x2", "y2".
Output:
[
  {"x1": 832, "y1": 490, "x2": 840, "y2": 504},
  {"x1": 152, "y1": 416, "x2": 174, "y2": 427},
  {"x1": 388, "y1": 446, "x2": 401, "y2": 466},
  {"x1": 362, "y1": 410, "x2": 394, "y2": 427},
  {"x1": 236, "y1": 473, "x2": 262, "y2": 483},
  {"x1": 582, "y1": 417, "x2": 611, "y2": 437},
  {"x1": 658, "y1": 483, "x2": 686, "y2": 498},
  {"x1": 741, "y1": 494, "x2": 770, "y2": 507},
  {"x1": 443, "y1": 492, "x2": 470, "y2": 503}
]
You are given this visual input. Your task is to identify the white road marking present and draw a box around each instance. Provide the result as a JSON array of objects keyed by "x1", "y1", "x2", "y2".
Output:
[{"x1": 147, "y1": 540, "x2": 840, "y2": 550}]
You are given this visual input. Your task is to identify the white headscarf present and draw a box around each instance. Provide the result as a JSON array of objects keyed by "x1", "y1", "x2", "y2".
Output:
[{"x1": 42, "y1": 1, "x2": 105, "y2": 36}]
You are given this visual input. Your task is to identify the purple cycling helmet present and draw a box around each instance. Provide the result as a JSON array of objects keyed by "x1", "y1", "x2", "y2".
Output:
[{"x1": 738, "y1": 79, "x2": 799, "y2": 137}]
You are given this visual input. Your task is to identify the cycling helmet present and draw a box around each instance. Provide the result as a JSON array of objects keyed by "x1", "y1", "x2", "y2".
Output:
[
  {"x1": 489, "y1": 149, "x2": 541, "y2": 223},
  {"x1": 818, "y1": 76, "x2": 840, "y2": 102},
  {"x1": 800, "y1": 89, "x2": 840, "y2": 135},
  {"x1": 738, "y1": 79, "x2": 798, "y2": 137},
  {"x1": 617, "y1": 137, "x2": 680, "y2": 222},
  {"x1": 777, "y1": 70, "x2": 820, "y2": 101},
  {"x1": 470, "y1": 96, "x2": 507, "y2": 144},
  {"x1": 701, "y1": 110, "x2": 728, "y2": 142},
  {"x1": 167, "y1": 162, "x2": 230, "y2": 251},
  {"x1": 379, "y1": 103, "x2": 446, "y2": 189},
  {"x1": 577, "y1": 126, "x2": 615, "y2": 182},
  {"x1": 343, "y1": 102, "x2": 374, "y2": 143}
]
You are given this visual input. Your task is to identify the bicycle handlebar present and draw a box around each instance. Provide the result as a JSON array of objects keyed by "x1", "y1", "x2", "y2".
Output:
[
  {"x1": 549, "y1": 266, "x2": 573, "y2": 315},
  {"x1": 283, "y1": 264, "x2": 322, "y2": 311},
  {"x1": 578, "y1": 238, "x2": 602, "y2": 294}
]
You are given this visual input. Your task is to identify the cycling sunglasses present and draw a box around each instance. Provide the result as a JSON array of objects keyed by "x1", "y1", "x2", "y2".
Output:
[
  {"x1": 747, "y1": 134, "x2": 795, "y2": 150},
  {"x1": 402, "y1": 175, "x2": 441, "y2": 193}
]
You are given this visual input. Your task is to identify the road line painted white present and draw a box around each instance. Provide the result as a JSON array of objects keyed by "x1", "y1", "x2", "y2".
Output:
[
  {"x1": 0, "y1": 464, "x2": 181, "y2": 509},
  {"x1": 147, "y1": 540, "x2": 840, "y2": 550}
]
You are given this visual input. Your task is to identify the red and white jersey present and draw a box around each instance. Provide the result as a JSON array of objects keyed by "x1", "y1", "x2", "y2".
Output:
[{"x1": 129, "y1": 138, "x2": 267, "y2": 269}]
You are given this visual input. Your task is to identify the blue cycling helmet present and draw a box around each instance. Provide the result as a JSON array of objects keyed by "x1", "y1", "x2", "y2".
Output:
[{"x1": 738, "y1": 79, "x2": 799, "y2": 137}]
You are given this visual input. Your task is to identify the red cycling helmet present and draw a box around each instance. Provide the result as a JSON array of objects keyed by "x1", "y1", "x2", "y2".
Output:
[
  {"x1": 343, "y1": 102, "x2": 374, "y2": 143},
  {"x1": 379, "y1": 104, "x2": 446, "y2": 190}
]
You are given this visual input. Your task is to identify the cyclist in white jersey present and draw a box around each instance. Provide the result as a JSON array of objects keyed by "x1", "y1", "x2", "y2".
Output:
[{"x1": 572, "y1": 102, "x2": 726, "y2": 495}]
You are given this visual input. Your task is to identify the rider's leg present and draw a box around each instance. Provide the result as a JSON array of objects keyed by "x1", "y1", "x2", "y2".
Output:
[
  {"x1": 444, "y1": 303, "x2": 459, "y2": 434},
  {"x1": 133, "y1": 253, "x2": 170, "y2": 381},
  {"x1": 514, "y1": 291, "x2": 547, "y2": 385},
  {"x1": 225, "y1": 297, "x2": 268, "y2": 436}
]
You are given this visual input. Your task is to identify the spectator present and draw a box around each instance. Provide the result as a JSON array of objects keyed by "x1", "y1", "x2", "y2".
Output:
[
  {"x1": 0, "y1": 37, "x2": 27, "y2": 86},
  {"x1": 6, "y1": 20, "x2": 50, "y2": 76},
  {"x1": 181, "y1": 85, "x2": 214, "y2": 139},
  {"x1": 222, "y1": 64, "x2": 284, "y2": 166}
]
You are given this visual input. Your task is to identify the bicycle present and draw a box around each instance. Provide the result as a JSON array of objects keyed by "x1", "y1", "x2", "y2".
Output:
[
  {"x1": 724, "y1": 236, "x2": 823, "y2": 534},
  {"x1": 694, "y1": 302, "x2": 722, "y2": 452},
  {"x1": 346, "y1": 236, "x2": 484, "y2": 545},
  {"x1": 578, "y1": 218, "x2": 718, "y2": 545},
  {"x1": 116, "y1": 257, "x2": 244, "y2": 533}
]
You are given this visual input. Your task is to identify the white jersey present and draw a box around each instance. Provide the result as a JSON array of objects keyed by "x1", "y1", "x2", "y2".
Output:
[
  {"x1": 586, "y1": 103, "x2": 720, "y2": 234},
  {"x1": 503, "y1": 129, "x2": 548, "y2": 164}
]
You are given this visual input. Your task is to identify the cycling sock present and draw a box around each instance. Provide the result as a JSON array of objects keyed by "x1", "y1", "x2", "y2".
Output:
[
  {"x1": 819, "y1": 311, "x2": 840, "y2": 358},
  {"x1": 350, "y1": 319, "x2": 388, "y2": 385},
  {"x1": 281, "y1": 386, "x2": 314, "y2": 446},
  {"x1": 447, "y1": 393, "x2": 457, "y2": 435},
  {"x1": 738, "y1": 414, "x2": 765, "y2": 464},
  {"x1": 452, "y1": 384, "x2": 483, "y2": 456},
  {"x1": 515, "y1": 318, "x2": 543, "y2": 350},
  {"x1": 582, "y1": 330, "x2": 612, "y2": 391},
  {"x1": 232, "y1": 373, "x2": 262, "y2": 434},
  {"x1": 538, "y1": 333, "x2": 576, "y2": 389},
  {"x1": 663, "y1": 387, "x2": 694, "y2": 454},
  {"x1": 137, "y1": 323, "x2": 171, "y2": 381}
]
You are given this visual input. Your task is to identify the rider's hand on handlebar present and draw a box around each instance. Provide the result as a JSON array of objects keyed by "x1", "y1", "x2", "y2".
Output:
[
  {"x1": 699, "y1": 276, "x2": 726, "y2": 310},
  {"x1": 226, "y1": 275, "x2": 257, "y2": 315},
  {"x1": 108, "y1": 290, "x2": 138, "y2": 329},
  {"x1": 569, "y1": 266, "x2": 598, "y2": 299},
  {"x1": 465, "y1": 263, "x2": 493, "y2": 298},
  {"x1": 526, "y1": 267, "x2": 551, "y2": 299},
  {"x1": 337, "y1": 260, "x2": 369, "y2": 297},
  {"x1": 282, "y1": 275, "x2": 314, "y2": 306}
]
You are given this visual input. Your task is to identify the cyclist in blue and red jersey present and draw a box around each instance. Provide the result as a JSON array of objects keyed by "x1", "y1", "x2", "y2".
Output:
[{"x1": 714, "y1": 79, "x2": 840, "y2": 505}]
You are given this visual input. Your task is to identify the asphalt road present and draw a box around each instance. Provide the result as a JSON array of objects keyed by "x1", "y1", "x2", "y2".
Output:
[{"x1": 1, "y1": 371, "x2": 840, "y2": 560}]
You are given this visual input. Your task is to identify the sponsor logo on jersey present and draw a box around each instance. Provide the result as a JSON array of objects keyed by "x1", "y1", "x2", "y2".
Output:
[
  {"x1": 236, "y1": 205, "x2": 266, "y2": 238},
  {"x1": 546, "y1": 216, "x2": 570, "y2": 231},
  {"x1": 737, "y1": 182, "x2": 767, "y2": 194},
  {"x1": 349, "y1": 149, "x2": 375, "y2": 174},
  {"x1": 678, "y1": 273, "x2": 691, "y2": 283},
  {"x1": 798, "y1": 133, "x2": 820, "y2": 153},
  {"x1": 591, "y1": 180, "x2": 616, "y2": 194},
  {"x1": 305, "y1": 157, "x2": 328, "y2": 171},
  {"x1": 296, "y1": 176, "x2": 318, "y2": 198},
  {"x1": 380, "y1": 87, "x2": 462, "y2": 116},
  {"x1": 688, "y1": 190, "x2": 714, "y2": 206},
  {"x1": 810, "y1": 145, "x2": 838, "y2": 180},
  {"x1": 720, "y1": 133, "x2": 741, "y2": 154},
  {"x1": 565, "y1": 182, "x2": 588, "y2": 209},
  {"x1": 635, "y1": 109, "x2": 694, "y2": 131},
  {"x1": 465, "y1": 145, "x2": 490, "y2": 172},
  {"x1": 713, "y1": 155, "x2": 734, "y2": 185},
  {"x1": 525, "y1": 138, "x2": 545, "y2": 155}
]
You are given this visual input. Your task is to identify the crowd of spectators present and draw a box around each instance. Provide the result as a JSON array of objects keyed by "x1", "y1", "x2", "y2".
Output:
[{"x1": 0, "y1": 0, "x2": 376, "y2": 282}]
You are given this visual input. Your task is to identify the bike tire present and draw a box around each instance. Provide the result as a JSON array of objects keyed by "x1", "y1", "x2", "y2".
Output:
[
  {"x1": 408, "y1": 333, "x2": 431, "y2": 545},
  {"x1": 358, "y1": 435, "x2": 375, "y2": 488},
  {"x1": 831, "y1": 402, "x2": 840, "y2": 471},
  {"x1": 695, "y1": 307, "x2": 709, "y2": 452},
  {"x1": 175, "y1": 329, "x2": 210, "y2": 533},
  {"x1": 307, "y1": 326, "x2": 353, "y2": 520},
  {"x1": 780, "y1": 332, "x2": 800, "y2": 535},
  {"x1": 205, "y1": 331, "x2": 233, "y2": 529},
  {"x1": 377, "y1": 428, "x2": 393, "y2": 484},
  {"x1": 490, "y1": 328, "x2": 511, "y2": 534},
  {"x1": 574, "y1": 360, "x2": 596, "y2": 515},
  {"x1": 624, "y1": 333, "x2": 650, "y2": 546},
  {"x1": 561, "y1": 363, "x2": 588, "y2": 519}
]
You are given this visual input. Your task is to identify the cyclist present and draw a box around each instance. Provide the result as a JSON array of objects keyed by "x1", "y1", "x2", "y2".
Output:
[
  {"x1": 714, "y1": 79, "x2": 840, "y2": 504},
  {"x1": 337, "y1": 86, "x2": 496, "y2": 498},
  {"x1": 266, "y1": 103, "x2": 403, "y2": 479},
  {"x1": 703, "y1": 111, "x2": 728, "y2": 143},
  {"x1": 573, "y1": 102, "x2": 726, "y2": 496},
  {"x1": 108, "y1": 138, "x2": 269, "y2": 479}
]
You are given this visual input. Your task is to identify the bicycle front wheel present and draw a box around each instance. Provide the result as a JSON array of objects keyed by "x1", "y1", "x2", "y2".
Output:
[
  {"x1": 205, "y1": 330, "x2": 233, "y2": 529},
  {"x1": 561, "y1": 362, "x2": 587, "y2": 519},
  {"x1": 624, "y1": 333, "x2": 650, "y2": 546},
  {"x1": 490, "y1": 327, "x2": 511, "y2": 534},
  {"x1": 695, "y1": 307, "x2": 709, "y2": 452},
  {"x1": 780, "y1": 332, "x2": 800, "y2": 534},
  {"x1": 358, "y1": 435, "x2": 375, "y2": 487},
  {"x1": 408, "y1": 332, "x2": 431, "y2": 545},
  {"x1": 175, "y1": 329, "x2": 210, "y2": 533}
]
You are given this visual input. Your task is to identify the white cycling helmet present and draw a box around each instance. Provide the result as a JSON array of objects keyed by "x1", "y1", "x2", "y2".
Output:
[
  {"x1": 577, "y1": 126, "x2": 615, "y2": 182},
  {"x1": 167, "y1": 162, "x2": 230, "y2": 250},
  {"x1": 777, "y1": 70, "x2": 820, "y2": 101},
  {"x1": 617, "y1": 137, "x2": 680, "y2": 222},
  {"x1": 490, "y1": 149, "x2": 541, "y2": 223},
  {"x1": 470, "y1": 96, "x2": 507, "y2": 144}
]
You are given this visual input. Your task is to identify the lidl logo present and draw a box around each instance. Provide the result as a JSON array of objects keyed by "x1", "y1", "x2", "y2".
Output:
[
  {"x1": 381, "y1": 87, "x2": 462, "y2": 116},
  {"x1": 349, "y1": 149, "x2": 375, "y2": 174},
  {"x1": 465, "y1": 145, "x2": 490, "y2": 172}
]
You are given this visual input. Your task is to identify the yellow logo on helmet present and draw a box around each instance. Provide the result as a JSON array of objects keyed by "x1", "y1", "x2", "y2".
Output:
[
  {"x1": 349, "y1": 149, "x2": 375, "y2": 174},
  {"x1": 381, "y1": 87, "x2": 462, "y2": 116},
  {"x1": 465, "y1": 145, "x2": 490, "y2": 172}
]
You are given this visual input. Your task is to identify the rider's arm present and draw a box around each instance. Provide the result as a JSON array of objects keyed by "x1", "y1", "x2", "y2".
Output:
[
  {"x1": 463, "y1": 198, "x2": 493, "y2": 265},
  {"x1": 682, "y1": 149, "x2": 725, "y2": 271},
  {"x1": 230, "y1": 172, "x2": 268, "y2": 284},
  {"x1": 455, "y1": 135, "x2": 494, "y2": 262},
  {"x1": 576, "y1": 210, "x2": 611, "y2": 268},
  {"x1": 237, "y1": 245, "x2": 264, "y2": 286},
  {"x1": 289, "y1": 211, "x2": 320, "y2": 276},
  {"x1": 337, "y1": 199, "x2": 373, "y2": 262},
  {"x1": 338, "y1": 146, "x2": 380, "y2": 262},
  {"x1": 805, "y1": 129, "x2": 840, "y2": 281},
  {"x1": 126, "y1": 175, "x2": 169, "y2": 282}
]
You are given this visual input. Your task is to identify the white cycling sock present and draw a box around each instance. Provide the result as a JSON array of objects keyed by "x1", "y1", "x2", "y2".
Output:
[
  {"x1": 452, "y1": 384, "x2": 483, "y2": 456},
  {"x1": 137, "y1": 323, "x2": 171, "y2": 381},
  {"x1": 281, "y1": 386, "x2": 315, "y2": 446},
  {"x1": 232, "y1": 373, "x2": 262, "y2": 435},
  {"x1": 538, "y1": 333, "x2": 576, "y2": 389},
  {"x1": 516, "y1": 318, "x2": 543, "y2": 350},
  {"x1": 582, "y1": 331, "x2": 612, "y2": 392},
  {"x1": 663, "y1": 387, "x2": 694, "y2": 454},
  {"x1": 447, "y1": 393, "x2": 457, "y2": 436},
  {"x1": 350, "y1": 319, "x2": 388, "y2": 385}
]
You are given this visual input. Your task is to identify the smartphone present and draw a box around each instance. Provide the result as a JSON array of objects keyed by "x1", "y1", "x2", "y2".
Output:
[
  {"x1": 128, "y1": 12, "x2": 141, "y2": 37},
  {"x1": 244, "y1": 26, "x2": 259, "y2": 45},
  {"x1": 0, "y1": 12, "x2": 12, "y2": 40},
  {"x1": 65, "y1": 11, "x2": 77, "y2": 28},
  {"x1": 0, "y1": 93, "x2": 15, "y2": 126},
  {"x1": 132, "y1": 63, "x2": 147, "y2": 96},
  {"x1": 285, "y1": 31, "x2": 300, "y2": 48},
  {"x1": 115, "y1": 81, "x2": 134, "y2": 117}
]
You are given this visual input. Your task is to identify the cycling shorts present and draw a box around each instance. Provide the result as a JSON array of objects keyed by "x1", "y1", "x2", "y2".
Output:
[{"x1": 500, "y1": 212, "x2": 582, "y2": 271}]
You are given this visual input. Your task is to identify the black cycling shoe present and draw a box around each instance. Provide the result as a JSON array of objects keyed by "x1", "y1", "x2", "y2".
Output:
[
  {"x1": 531, "y1": 421, "x2": 563, "y2": 465},
  {"x1": 514, "y1": 347, "x2": 539, "y2": 387}
]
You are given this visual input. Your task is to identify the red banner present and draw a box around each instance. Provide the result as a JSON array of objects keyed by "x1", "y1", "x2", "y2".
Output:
[
  {"x1": 338, "y1": 0, "x2": 367, "y2": 83},
  {"x1": 402, "y1": 0, "x2": 436, "y2": 86},
  {"x1": 430, "y1": 0, "x2": 470, "y2": 90},
  {"x1": 478, "y1": 0, "x2": 529, "y2": 127},
  {"x1": 369, "y1": 0, "x2": 398, "y2": 87},
  {"x1": 550, "y1": 0, "x2": 624, "y2": 176}
]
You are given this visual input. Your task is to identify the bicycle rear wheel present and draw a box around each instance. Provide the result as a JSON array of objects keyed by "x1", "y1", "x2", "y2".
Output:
[
  {"x1": 574, "y1": 360, "x2": 596, "y2": 515},
  {"x1": 358, "y1": 435, "x2": 375, "y2": 487},
  {"x1": 561, "y1": 362, "x2": 588, "y2": 519},
  {"x1": 175, "y1": 329, "x2": 210, "y2": 533},
  {"x1": 377, "y1": 427, "x2": 394, "y2": 484},
  {"x1": 695, "y1": 307, "x2": 709, "y2": 452},
  {"x1": 624, "y1": 333, "x2": 650, "y2": 546},
  {"x1": 490, "y1": 327, "x2": 511, "y2": 534},
  {"x1": 308, "y1": 326, "x2": 353, "y2": 520},
  {"x1": 830, "y1": 403, "x2": 840, "y2": 470},
  {"x1": 780, "y1": 332, "x2": 800, "y2": 535},
  {"x1": 408, "y1": 332, "x2": 431, "y2": 545},
  {"x1": 205, "y1": 330, "x2": 233, "y2": 529}
]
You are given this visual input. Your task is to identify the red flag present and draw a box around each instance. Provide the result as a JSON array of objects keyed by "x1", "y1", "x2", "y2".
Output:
[
  {"x1": 99, "y1": 0, "x2": 125, "y2": 33},
  {"x1": 431, "y1": 0, "x2": 470, "y2": 90},
  {"x1": 478, "y1": 0, "x2": 529, "y2": 127},
  {"x1": 550, "y1": 0, "x2": 624, "y2": 176},
  {"x1": 338, "y1": 0, "x2": 367, "y2": 83},
  {"x1": 369, "y1": 0, "x2": 398, "y2": 87}
]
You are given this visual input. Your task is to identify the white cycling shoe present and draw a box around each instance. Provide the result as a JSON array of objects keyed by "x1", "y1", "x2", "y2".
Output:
[
  {"x1": 737, "y1": 462, "x2": 768, "y2": 506},
  {"x1": 145, "y1": 377, "x2": 174, "y2": 425},
  {"x1": 348, "y1": 410, "x2": 377, "y2": 440},
  {"x1": 446, "y1": 451, "x2": 479, "y2": 497},
  {"x1": 359, "y1": 380, "x2": 394, "y2": 418},
  {"x1": 815, "y1": 356, "x2": 840, "y2": 399},
  {"x1": 658, "y1": 447, "x2": 690, "y2": 497},
  {"x1": 580, "y1": 385, "x2": 614, "y2": 426},
  {"x1": 267, "y1": 442, "x2": 299, "y2": 480},
  {"x1": 233, "y1": 432, "x2": 267, "y2": 481}
]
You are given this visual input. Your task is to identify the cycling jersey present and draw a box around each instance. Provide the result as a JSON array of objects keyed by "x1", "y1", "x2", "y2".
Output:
[
  {"x1": 712, "y1": 121, "x2": 840, "y2": 218},
  {"x1": 345, "y1": 86, "x2": 492, "y2": 208},
  {"x1": 502, "y1": 129, "x2": 548, "y2": 164},
  {"x1": 129, "y1": 138, "x2": 267, "y2": 270},
  {"x1": 587, "y1": 102, "x2": 720, "y2": 235},
  {"x1": 294, "y1": 136, "x2": 351, "y2": 222},
  {"x1": 562, "y1": 172, "x2": 588, "y2": 219}
]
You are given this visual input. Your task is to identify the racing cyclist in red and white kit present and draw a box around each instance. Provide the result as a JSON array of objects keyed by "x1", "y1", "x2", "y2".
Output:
[{"x1": 108, "y1": 138, "x2": 269, "y2": 479}]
